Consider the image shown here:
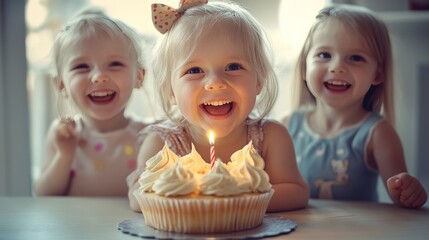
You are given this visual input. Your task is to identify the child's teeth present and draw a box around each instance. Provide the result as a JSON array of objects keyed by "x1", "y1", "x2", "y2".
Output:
[{"x1": 203, "y1": 100, "x2": 231, "y2": 106}]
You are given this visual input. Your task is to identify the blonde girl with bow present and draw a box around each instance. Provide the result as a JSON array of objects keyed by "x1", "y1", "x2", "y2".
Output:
[
  {"x1": 127, "y1": 0, "x2": 309, "y2": 212},
  {"x1": 34, "y1": 9, "x2": 148, "y2": 196}
]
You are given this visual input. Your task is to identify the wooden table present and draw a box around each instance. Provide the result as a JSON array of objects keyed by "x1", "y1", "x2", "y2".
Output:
[{"x1": 0, "y1": 197, "x2": 428, "y2": 240}]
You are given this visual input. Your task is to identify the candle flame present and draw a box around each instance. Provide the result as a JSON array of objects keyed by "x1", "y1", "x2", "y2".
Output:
[{"x1": 209, "y1": 131, "x2": 215, "y2": 145}]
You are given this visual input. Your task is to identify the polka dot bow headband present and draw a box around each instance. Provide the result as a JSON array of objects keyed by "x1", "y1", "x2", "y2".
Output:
[{"x1": 152, "y1": 0, "x2": 208, "y2": 34}]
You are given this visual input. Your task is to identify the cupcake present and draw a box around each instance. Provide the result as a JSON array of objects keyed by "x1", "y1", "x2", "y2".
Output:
[{"x1": 134, "y1": 141, "x2": 274, "y2": 234}]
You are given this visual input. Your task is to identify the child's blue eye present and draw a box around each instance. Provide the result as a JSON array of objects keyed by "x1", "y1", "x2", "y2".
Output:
[
  {"x1": 72, "y1": 64, "x2": 89, "y2": 70},
  {"x1": 186, "y1": 67, "x2": 203, "y2": 74},
  {"x1": 317, "y1": 52, "x2": 331, "y2": 59},
  {"x1": 226, "y1": 63, "x2": 242, "y2": 71},
  {"x1": 350, "y1": 55, "x2": 364, "y2": 62},
  {"x1": 110, "y1": 61, "x2": 124, "y2": 67}
]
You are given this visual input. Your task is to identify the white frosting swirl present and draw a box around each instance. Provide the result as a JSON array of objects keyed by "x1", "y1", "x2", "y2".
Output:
[
  {"x1": 138, "y1": 141, "x2": 272, "y2": 196},
  {"x1": 230, "y1": 141, "x2": 265, "y2": 169},
  {"x1": 230, "y1": 161, "x2": 272, "y2": 193},
  {"x1": 138, "y1": 143, "x2": 178, "y2": 192},
  {"x1": 178, "y1": 144, "x2": 210, "y2": 174},
  {"x1": 152, "y1": 162, "x2": 198, "y2": 196},
  {"x1": 200, "y1": 160, "x2": 244, "y2": 196}
]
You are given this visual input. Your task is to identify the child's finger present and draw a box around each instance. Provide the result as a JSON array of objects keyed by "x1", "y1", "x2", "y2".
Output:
[
  {"x1": 401, "y1": 179, "x2": 420, "y2": 196},
  {"x1": 387, "y1": 176, "x2": 401, "y2": 189},
  {"x1": 62, "y1": 117, "x2": 76, "y2": 129},
  {"x1": 58, "y1": 122, "x2": 71, "y2": 138},
  {"x1": 403, "y1": 189, "x2": 424, "y2": 208},
  {"x1": 58, "y1": 118, "x2": 76, "y2": 138},
  {"x1": 412, "y1": 190, "x2": 428, "y2": 208},
  {"x1": 397, "y1": 173, "x2": 414, "y2": 190},
  {"x1": 400, "y1": 183, "x2": 421, "y2": 205}
]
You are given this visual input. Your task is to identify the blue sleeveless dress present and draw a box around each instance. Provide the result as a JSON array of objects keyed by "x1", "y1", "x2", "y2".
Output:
[{"x1": 287, "y1": 110, "x2": 383, "y2": 201}]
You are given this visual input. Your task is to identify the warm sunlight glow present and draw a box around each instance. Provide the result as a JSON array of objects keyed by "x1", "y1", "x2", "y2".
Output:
[
  {"x1": 279, "y1": 0, "x2": 328, "y2": 56},
  {"x1": 26, "y1": 0, "x2": 47, "y2": 30}
]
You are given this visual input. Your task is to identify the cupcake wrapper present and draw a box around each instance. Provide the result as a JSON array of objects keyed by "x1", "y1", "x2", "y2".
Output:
[{"x1": 134, "y1": 189, "x2": 274, "y2": 233}]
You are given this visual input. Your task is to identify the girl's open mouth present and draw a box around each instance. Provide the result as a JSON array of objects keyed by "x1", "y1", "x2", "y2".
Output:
[
  {"x1": 88, "y1": 90, "x2": 116, "y2": 104},
  {"x1": 324, "y1": 80, "x2": 351, "y2": 91},
  {"x1": 202, "y1": 100, "x2": 234, "y2": 116}
]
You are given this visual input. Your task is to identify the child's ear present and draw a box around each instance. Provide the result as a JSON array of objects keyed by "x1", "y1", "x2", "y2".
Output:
[
  {"x1": 135, "y1": 69, "x2": 145, "y2": 88},
  {"x1": 56, "y1": 79, "x2": 68, "y2": 98},
  {"x1": 169, "y1": 96, "x2": 176, "y2": 105},
  {"x1": 169, "y1": 89, "x2": 176, "y2": 105},
  {"x1": 372, "y1": 69, "x2": 383, "y2": 86},
  {"x1": 168, "y1": 87, "x2": 177, "y2": 105},
  {"x1": 256, "y1": 79, "x2": 263, "y2": 95},
  {"x1": 55, "y1": 77, "x2": 64, "y2": 90}
]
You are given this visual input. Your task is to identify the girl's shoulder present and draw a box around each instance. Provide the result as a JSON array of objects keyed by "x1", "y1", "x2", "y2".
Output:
[
  {"x1": 253, "y1": 118, "x2": 287, "y2": 130},
  {"x1": 261, "y1": 119, "x2": 291, "y2": 139},
  {"x1": 138, "y1": 119, "x2": 191, "y2": 155},
  {"x1": 248, "y1": 118, "x2": 284, "y2": 128},
  {"x1": 364, "y1": 112, "x2": 384, "y2": 125},
  {"x1": 140, "y1": 119, "x2": 185, "y2": 135},
  {"x1": 252, "y1": 118, "x2": 294, "y2": 161},
  {"x1": 347, "y1": 112, "x2": 385, "y2": 137},
  {"x1": 247, "y1": 118, "x2": 291, "y2": 154},
  {"x1": 278, "y1": 107, "x2": 311, "y2": 128},
  {"x1": 368, "y1": 114, "x2": 397, "y2": 141}
]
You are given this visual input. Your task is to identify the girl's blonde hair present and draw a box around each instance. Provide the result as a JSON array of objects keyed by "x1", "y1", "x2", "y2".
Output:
[
  {"x1": 51, "y1": 8, "x2": 145, "y2": 83},
  {"x1": 292, "y1": 4, "x2": 395, "y2": 125},
  {"x1": 151, "y1": 1, "x2": 278, "y2": 123}
]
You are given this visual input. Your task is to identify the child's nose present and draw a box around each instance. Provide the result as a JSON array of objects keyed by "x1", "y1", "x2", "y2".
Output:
[
  {"x1": 91, "y1": 70, "x2": 109, "y2": 83},
  {"x1": 329, "y1": 59, "x2": 346, "y2": 73},
  {"x1": 205, "y1": 74, "x2": 227, "y2": 91}
]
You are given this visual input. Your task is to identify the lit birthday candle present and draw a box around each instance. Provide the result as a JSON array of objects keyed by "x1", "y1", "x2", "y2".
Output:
[{"x1": 209, "y1": 131, "x2": 216, "y2": 169}]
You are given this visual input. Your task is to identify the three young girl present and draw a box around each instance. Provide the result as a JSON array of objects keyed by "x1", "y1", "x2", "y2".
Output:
[{"x1": 36, "y1": 1, "x2": 426, "y2": 210}]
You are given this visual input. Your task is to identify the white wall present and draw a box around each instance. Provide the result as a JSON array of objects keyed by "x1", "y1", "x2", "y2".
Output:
[
  {"x1": 416, "y1": 64, "x2": 429, "y2": 196},
  {"x1": 381, "y1": 11, "x2": 429, "y2": 204}
]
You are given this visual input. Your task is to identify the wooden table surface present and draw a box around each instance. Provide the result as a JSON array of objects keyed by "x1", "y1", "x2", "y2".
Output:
[{"x1": 0, "y1": 197, "x2": 428, "y2": 240}]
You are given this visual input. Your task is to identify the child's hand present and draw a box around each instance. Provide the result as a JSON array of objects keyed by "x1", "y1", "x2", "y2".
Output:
[
  {"x1": 127, "y1": 168, "x2": 143, "y2": 212},
  {"x1": 126, "y1": 168, "x2": 141, "y2": 188},
  {"x1": 387, "y1": 173, "x2": 427, "y2": 208},
  {"x1": 54, "y1": 118, "x2": 78, "y2": 158}
]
